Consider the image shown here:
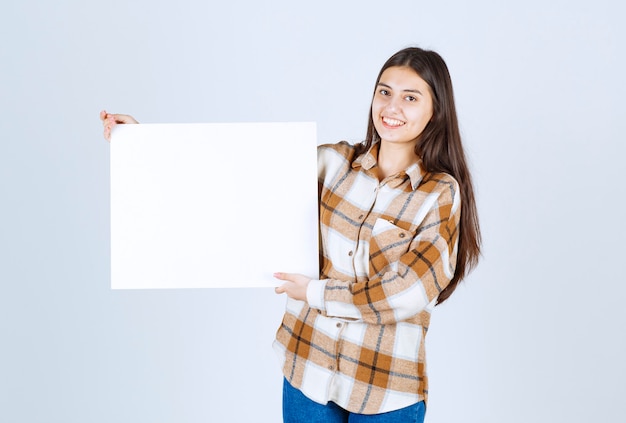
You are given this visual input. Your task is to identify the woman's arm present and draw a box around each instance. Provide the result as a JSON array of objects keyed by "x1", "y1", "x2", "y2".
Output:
[{"x1": 276, "y1": 177, "x2": 461, "y2": 325}]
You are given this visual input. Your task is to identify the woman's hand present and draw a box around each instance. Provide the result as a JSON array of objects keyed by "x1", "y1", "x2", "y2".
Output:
[
  {"x1": 100, "y1": 110, "x2": 139, "y2": 142},
  {"x1": 274, "y1": 272, "x2": 312, "y2": 302}
]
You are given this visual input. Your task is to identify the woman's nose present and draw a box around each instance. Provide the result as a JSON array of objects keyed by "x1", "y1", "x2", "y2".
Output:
[{"x1": 384, "y1": 95, "x2": 400, "y2": 112}]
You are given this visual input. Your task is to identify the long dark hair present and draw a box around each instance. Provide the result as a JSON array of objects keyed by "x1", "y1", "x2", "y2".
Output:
[{"x1": 356, "y1": 47, "x2": 481, "y2": 305}]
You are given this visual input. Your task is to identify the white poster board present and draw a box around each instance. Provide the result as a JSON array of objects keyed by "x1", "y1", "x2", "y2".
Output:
[{"x1": 110, "y1": 122, "x2": 319, "y2": 289}]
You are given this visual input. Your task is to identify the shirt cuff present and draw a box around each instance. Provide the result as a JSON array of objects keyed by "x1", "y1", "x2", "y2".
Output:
[{"x1": 306, "y1": 279, "x2": 327, "y2": 311}]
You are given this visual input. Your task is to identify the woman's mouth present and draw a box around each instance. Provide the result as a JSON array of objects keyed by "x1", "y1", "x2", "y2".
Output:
[{"x1": 382, "y1": 117, "x2": 405, "y2": 127}]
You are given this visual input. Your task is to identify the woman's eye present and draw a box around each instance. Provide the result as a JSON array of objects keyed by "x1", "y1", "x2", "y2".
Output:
[
  {"x1": 379, "y1": 89, "x2": 389, "y2": 96},
  {"x1": 405, "y1": 95, "x2": 417, "y2": 102}
]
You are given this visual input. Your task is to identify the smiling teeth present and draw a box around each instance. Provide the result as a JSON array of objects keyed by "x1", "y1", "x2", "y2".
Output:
[{"x1": 383, "y1": 117, "x2": 405, "y2": 127}]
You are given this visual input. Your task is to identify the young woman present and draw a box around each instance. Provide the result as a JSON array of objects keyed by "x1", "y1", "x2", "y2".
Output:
[
  {"x1": 101, "y1": 47, "x2": 480, "y2": 423},
  {"x1": 272, "y1": 47, "x2": 481, "y2": 422}
]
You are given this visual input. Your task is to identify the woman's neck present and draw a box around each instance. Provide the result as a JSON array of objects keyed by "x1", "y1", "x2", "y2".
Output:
[{"x1": 376, "y1": 142, "x2": 419, "y2": 181}]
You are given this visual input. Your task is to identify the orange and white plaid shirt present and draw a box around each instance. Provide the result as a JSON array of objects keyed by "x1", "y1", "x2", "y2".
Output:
[{"x1": 274, "y1": 141, "x2": 461, "y2": 414}]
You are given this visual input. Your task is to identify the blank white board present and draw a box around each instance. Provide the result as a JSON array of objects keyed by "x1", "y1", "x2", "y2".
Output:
[{"x1": 110, "y1": 122, "x2": 319, "y2": 289}]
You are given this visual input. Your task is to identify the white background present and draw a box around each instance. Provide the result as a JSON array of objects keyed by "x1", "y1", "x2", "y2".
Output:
[{"x1": 1, "y1": 1, "x2": 624, "y2": 422}]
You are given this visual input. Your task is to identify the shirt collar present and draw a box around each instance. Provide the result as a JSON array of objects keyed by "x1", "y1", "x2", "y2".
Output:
[{"x1": 353, "y1": 142, "x2": 426, "y2": 190}]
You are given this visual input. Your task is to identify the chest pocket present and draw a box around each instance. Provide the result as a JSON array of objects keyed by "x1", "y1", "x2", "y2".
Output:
[{"x1": 369, "y1": 218, "x2": 414, "y2": 277}]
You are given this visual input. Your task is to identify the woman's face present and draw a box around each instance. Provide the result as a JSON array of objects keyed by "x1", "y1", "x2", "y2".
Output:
[{"x1": 371, "y1": 66, "x2": 434, "y2": 147}]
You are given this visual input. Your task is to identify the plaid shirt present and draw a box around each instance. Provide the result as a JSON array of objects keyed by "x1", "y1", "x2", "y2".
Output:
[{"x1": 273, "y1": 141, "x2": 461, "y2": 414}]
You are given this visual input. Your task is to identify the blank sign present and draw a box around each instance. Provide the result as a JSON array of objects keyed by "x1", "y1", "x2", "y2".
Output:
[{"x1": 110, "y1": 122, "x2": 319, "y2": 289}]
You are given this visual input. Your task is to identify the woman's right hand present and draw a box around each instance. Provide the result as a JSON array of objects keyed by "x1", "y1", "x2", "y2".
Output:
[{"x1": 100, "y1": 110, "x2": 139, "y2": 142}]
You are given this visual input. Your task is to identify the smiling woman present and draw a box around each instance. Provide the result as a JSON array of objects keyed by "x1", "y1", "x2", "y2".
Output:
[{"x1": 273, "y1": 47, "x2": 482, "y2": 423}]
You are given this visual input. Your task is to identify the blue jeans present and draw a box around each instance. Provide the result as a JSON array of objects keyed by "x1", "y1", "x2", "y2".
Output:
[{"x1": 282, "y1": 379, "x2": 426, "y2": 423}]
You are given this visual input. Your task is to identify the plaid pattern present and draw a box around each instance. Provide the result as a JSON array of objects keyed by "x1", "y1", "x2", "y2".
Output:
[{"x1": 274, "y1": 141, "x2": 460, "y2": 414}]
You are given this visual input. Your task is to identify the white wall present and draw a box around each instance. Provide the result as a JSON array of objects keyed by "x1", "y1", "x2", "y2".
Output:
[{"x1": 1, "y1": 0, "x2": 624, "y2": 422}]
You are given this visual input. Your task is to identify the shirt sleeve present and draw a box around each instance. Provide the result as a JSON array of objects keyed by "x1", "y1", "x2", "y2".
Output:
[{"x1": 313, "y1": 180, "x2": 461, "y2": 325}]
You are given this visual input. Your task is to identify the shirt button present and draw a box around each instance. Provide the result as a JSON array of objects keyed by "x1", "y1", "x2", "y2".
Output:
[
  {"x1": 399, "y1": 233, "x2": 406, "y2": 238},
  {"x1": 336, "y1": 322, "x2": 342, "y2": 328},
  {"x1": 348, "y1": 251, "x2": 353, "y2": 257},
  {"x1": 358, "y1": 214, "x2": 364, "y2": 220},
  {"x1": 328, "y1": 365, "x2": 335, "y2": 371}
]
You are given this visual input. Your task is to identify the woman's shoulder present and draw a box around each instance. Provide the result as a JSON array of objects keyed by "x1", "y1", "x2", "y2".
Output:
[
  {"x1": 317, "y1": 141, "x2": 361, "y2": 179},
  {"x1": 419, "y1": 170, "x2": 461, "y2": 207},
  {"x1": 423, "y1": 170, "x2": 458, "y2": 187},
  {"x1": 317, "y1": 140, "x2": 358, "y2": 156},
  {"x1": 317, "y1": 141, "x2": 361, "y2": 164}
]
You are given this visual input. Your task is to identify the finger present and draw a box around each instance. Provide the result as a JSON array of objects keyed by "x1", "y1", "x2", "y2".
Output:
[
  {"x1": 104, "y1": 123, "x2": 112, "y2": 142},
  {"x1": 114, "y1": 114, "x2": 138, "y2": 124},
  {"x1": 99, "y1": 110, "x2": 107, "y2": 121},
  {"x1": 274, "y1": 272, "x2": 297, "y2": 282}
]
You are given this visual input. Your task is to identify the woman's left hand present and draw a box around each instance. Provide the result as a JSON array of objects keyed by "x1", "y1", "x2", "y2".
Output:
[{"x1": 274, "y1": 272, "x2": 312, "y2": 302}]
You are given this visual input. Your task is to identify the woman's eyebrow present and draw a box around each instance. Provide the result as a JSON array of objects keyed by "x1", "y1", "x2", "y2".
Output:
[{"x1": 377, "y1": 82, "x2": 423, "y2": 96}]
